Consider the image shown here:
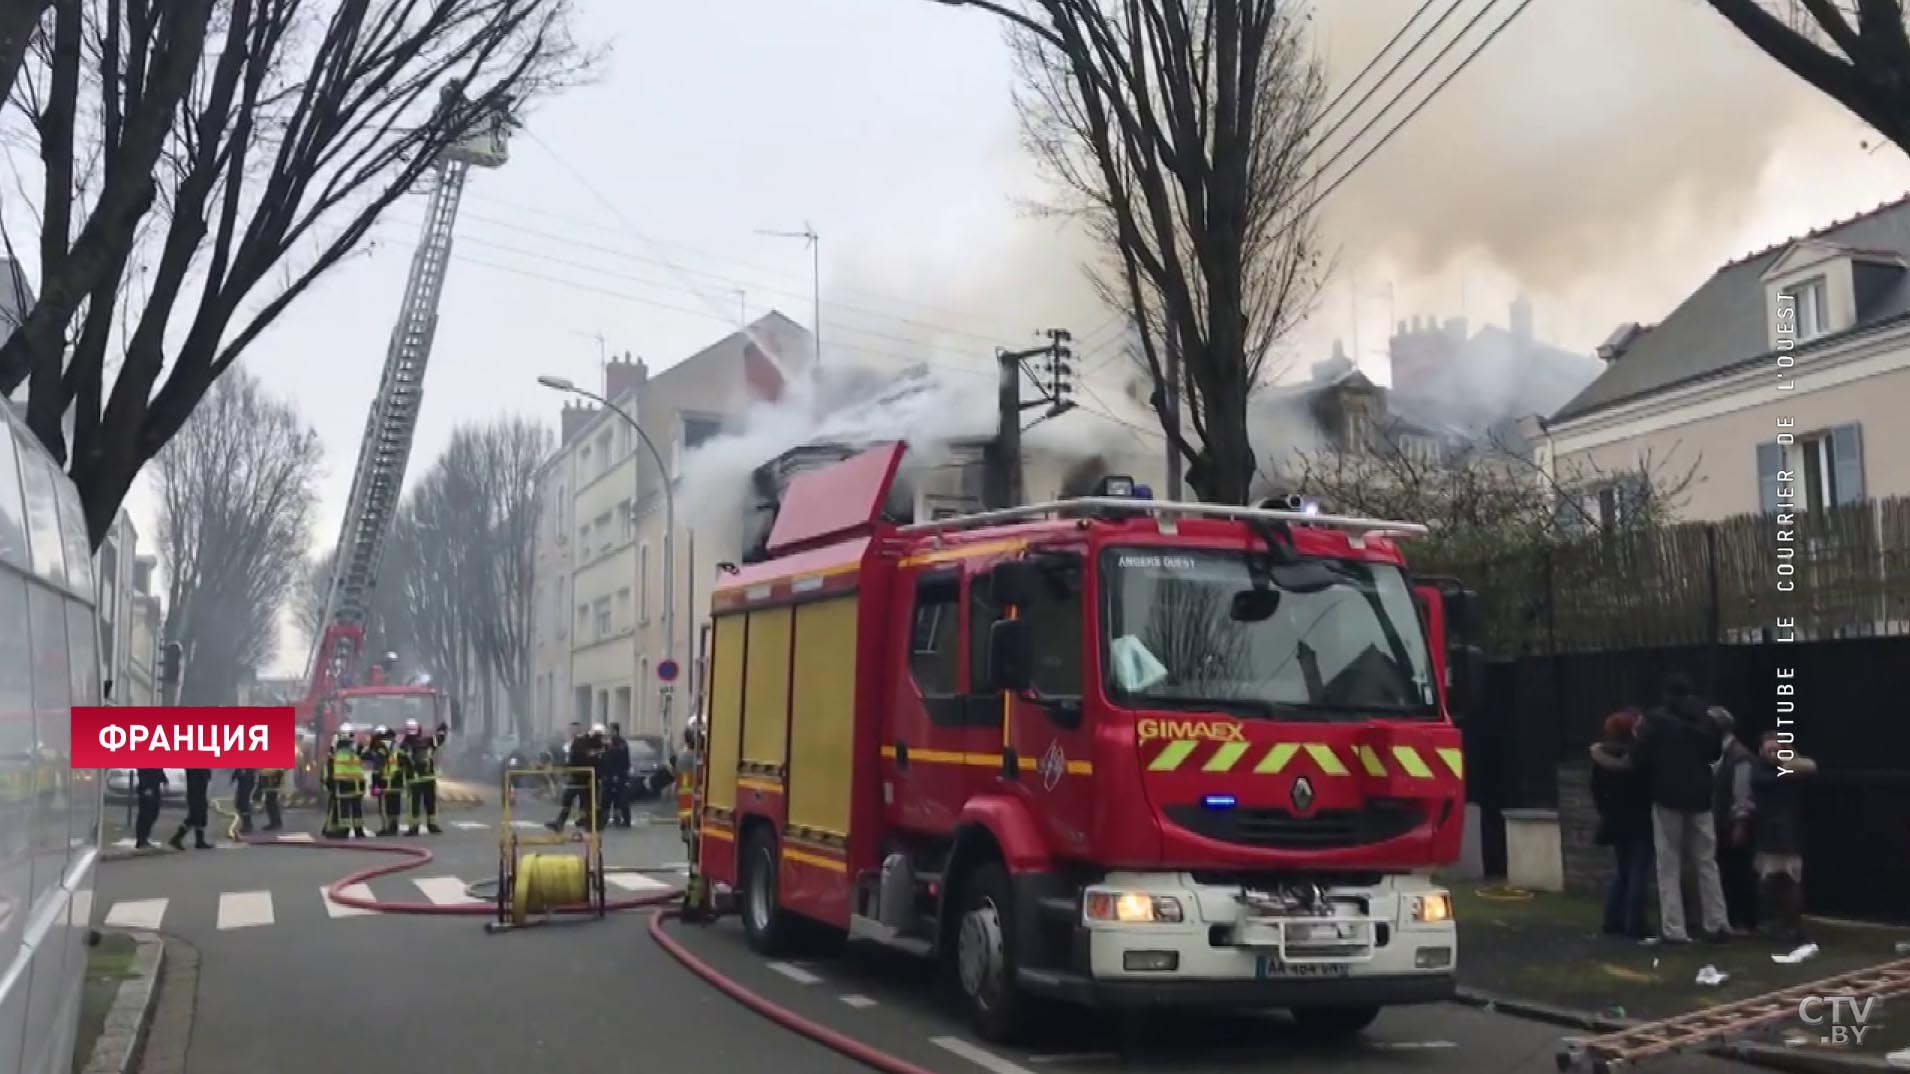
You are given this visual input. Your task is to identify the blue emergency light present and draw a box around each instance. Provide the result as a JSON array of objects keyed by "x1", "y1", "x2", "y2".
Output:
[{"x1": 1202, "y1": 794, "x2": 1237, "y2": 810}]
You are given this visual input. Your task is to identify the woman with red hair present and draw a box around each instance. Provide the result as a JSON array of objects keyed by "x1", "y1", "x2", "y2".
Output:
[{"x1": 1590, "y1": 707, "x2": 1653, "y2": 939}]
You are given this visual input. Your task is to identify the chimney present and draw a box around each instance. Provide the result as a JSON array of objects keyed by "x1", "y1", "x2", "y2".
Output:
[
  {"x1": 560, "y1": 399, "x2": 597, "y2": 445},
  {"x1": 1510, "y1": 294, "x2": 1533, "y2": 343},
  {"x1": 604, "y1": 350, "x2": 647, "y2": 402}
]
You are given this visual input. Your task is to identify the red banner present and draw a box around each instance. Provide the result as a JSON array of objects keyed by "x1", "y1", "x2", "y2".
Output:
[{"x1": 71, "y1": 707, "x2": 297, "y2": 769}]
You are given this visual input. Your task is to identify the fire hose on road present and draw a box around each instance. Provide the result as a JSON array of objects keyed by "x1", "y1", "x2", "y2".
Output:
[{"x1": 222, "y1": 827, "x2": 943, "y2": 1074}]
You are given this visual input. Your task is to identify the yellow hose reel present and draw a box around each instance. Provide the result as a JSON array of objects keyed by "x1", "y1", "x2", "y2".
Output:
[{"x1": 511, "y1": 853, "x2": 591, "y2": 926}]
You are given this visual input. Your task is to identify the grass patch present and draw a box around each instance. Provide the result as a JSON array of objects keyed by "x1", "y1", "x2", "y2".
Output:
[
  {"x1": 71, "y1": 933, "x2": 143, "y2": 1074},
  {"x1": 86, "y1": 931, "x2": 138, "y2": 980}
]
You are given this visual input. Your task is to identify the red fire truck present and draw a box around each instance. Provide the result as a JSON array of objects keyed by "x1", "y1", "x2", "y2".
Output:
[{"x1": 691, "y1": 443, "x2": 1484, "y2": 1042}]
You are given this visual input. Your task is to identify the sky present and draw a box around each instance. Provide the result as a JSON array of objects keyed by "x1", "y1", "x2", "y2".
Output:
[{"x1": 100, "y1": 0, "x2": 1910, "y2": 677}]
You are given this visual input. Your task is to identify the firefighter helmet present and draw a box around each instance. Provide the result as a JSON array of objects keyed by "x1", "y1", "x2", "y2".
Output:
[
  {"x1": 403, "y1": 718, "x2": 421, "y2": 734},
  {"x1": 338, "y1": 722, "x2": 355, "y2": 736},
  {"x1": 590, "y1": 723, "x2": 607, "y2": 736},
  {"x1": 373, "y1": 725, "x2": 390, "y2": 738}
]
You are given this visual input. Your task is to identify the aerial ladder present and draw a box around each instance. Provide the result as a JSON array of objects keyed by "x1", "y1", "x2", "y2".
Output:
[{"x1": 295, "y1": 88, "x2": 515, "y2": 790}]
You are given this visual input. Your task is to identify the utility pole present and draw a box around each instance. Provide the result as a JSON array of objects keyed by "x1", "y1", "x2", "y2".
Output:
[
  {"x1": 985, "y1": 329, "x2": 1076, "y2": 510},
  {"x1": 1163, "y1": 324, "x2": 1184, "y2": 500}
]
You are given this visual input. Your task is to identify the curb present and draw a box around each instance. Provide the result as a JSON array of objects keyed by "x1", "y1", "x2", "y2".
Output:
[
  {"x1": 80, "y1": 930, "x2": 164, "y2": 1074},
  {"x1": 1454, "y1": 986, "x2": 1895, "y2": 1073}
]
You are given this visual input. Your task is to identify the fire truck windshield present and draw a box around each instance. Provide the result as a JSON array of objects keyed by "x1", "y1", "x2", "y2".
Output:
[
  {"x1": 1101, "y1": 548, "x2": 1437, "y2": 720},
  {"x1": 340, "y1": 692, "x2": 437, "y2": 729}
]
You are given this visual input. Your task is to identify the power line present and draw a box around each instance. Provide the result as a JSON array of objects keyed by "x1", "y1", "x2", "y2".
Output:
[
  {"x1": 1308, "y1": 0, "x2": 1451, "y2": 151},
  {"x1": 1306, "y1": 0, "x2": 1508, "y2": 190},
  {"x1": 1302, "y1": 0, "x2": 1538, "y2": 219}
]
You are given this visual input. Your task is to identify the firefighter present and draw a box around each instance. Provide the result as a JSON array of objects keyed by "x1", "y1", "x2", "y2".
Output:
[
  {"x1": 400, "y1": 718, "x2": 450, "y2": 836},
  {"x1": 605, "y1": 723, "x2": 632, "y2": 828},
  {"x1": 133, "y1": 768, "x2": 167, "y2": 849},
  {"x1": 547, "y1": 724, "x2": 600, "y2": 833},
  {"x1": 366, "y1": 726, "x2": 401, "y2": 836},
  {"x1": 675, "y1": 725, "x2": 700, "y2": 840},
  {"x1": 256, "y1": 767, "x2": 285, "y2": 831},
  {"x1": 325, "y1": 725, "x2": 368, "y2": 839},
  {"x1": 167, "y1": 769, "x2": 213, "y2": 850},
  {"x1": 231, "y1": 767, "x2": 257, "y2": 835}
]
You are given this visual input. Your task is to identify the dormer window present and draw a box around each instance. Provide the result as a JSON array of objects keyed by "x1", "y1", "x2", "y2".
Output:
[{"x1": 1780, "y1": 275, "x2": 1830, "y2": 341}]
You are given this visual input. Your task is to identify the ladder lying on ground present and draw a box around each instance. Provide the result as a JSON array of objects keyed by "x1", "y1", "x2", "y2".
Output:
[{"x1": 1556, "y1": 956, "x2": 1910, "y2": 1073}]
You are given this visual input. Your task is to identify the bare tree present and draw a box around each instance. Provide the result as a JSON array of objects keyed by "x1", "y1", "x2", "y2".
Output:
[
  {"x1": 156, "y1": 367, "x2": 320, "y2": 705},
  {"x1": 1, "y1": 0, "x2": 587, "y2": 546},
  {"x1": 1287, "y1": 424, "x2": 1701, "y2": 565},
  {"x1": 299, "y1": 547, "x2": 415, "y2": 670},
  {"x1": 464, "y1": 416, "x2": 546, "y2": 745},
  {"x1": 1704, "y1": 2, "x2": 1910, "y2": 157},
  {"x1": 931, "y1": 0, "x2": 1328, "y2": 503}
]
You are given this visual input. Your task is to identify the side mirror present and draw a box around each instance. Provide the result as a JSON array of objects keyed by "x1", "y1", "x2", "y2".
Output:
[
  {"x1": 987, "y1": 618, "x2": 1033, "y2": 693},
  {"x1": 1443, "y1": 588, "x2": 1483, "y2": 639},
  {"x1": 990, "y1": 560, "x2": 1038, "y2": 607},
  {"x1": 1230, "y1": 589, "x2": 1280, "y2": 622},
  {"x1": 1446, "y1": 644, "x2": 1487, "y2": 722}
]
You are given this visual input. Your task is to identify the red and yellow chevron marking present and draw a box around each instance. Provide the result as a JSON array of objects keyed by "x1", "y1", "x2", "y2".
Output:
[{"x1": 1141, "y1": 736, "x2": 1463, "y2": 781}]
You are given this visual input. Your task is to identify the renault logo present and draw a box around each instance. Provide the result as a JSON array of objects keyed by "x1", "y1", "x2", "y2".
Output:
[{"x1": 1290, "y1": 776, "x2": 1315, "y2": 813}]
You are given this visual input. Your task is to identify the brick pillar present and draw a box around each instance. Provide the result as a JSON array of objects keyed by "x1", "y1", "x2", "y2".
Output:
[{"x1": 1557, "y1": 761, "x2": 1612, "y2": 899}]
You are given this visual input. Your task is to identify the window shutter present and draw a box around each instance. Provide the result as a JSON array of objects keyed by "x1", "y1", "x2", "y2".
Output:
[
  {"x1": 1757, "y1": 441, "x2": 1782, "y2": 514},
  {"x1": 1830, "y1": 423, "x2": 1865, "y2": 505}
]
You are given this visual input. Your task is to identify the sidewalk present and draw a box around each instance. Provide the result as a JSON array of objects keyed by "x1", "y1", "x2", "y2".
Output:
[{"x1": 1449, "y1": 880, "x2": 1910, "y2": 1068}]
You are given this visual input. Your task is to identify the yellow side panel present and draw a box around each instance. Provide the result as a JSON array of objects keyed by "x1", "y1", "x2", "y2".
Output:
[
  {"x1": 787, "y1": 597, "x2": 859, "y2": 836},
  {"x1": 706, "y1": 614, "x2": 746, "y2": 812},
  {"x1": 740, "y1": 605, "x2": 794, "y2": 770}
]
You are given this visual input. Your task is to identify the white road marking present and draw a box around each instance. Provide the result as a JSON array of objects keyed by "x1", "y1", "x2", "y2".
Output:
[
  {"x1": 931, "y1": 1036, "x2": 1038, "y2": 1074},
  {"x1": 511, "y1": 820, "x2": 546, "y2": 830},
  {"x1": 322, "y1": 884, "x2": 377, "y2": 918},
  {"x1": 277, "y1": 832, "x2": 315, "y2": 843},
  {"x1": 111, "y1": 838, "x2": 135, "y2": 849},
  {"x1": 103, "y1": 898, "x2": 168, "y2": 930},
  {"x1": 452, "y1": 821, "x2": 488, "y2": 830},
  {"x1": 838, "y1": 994, "x2": 877, "y2": 1009},
  {"x1": 412, "y1": 876, "x2": 482, "y2": 906},
  {"x1": 766, "y1": 961, "x2": 822, "y2": 985},
  {"x1": 605, "y1": 872, "x2": 672, "y2": 893},
  {"x1": 216, "y1": 890, "x2": 274, "y2": 930},
  {"x1": 1373, "y1": 1041, "x2": 1458, "y2": 1050}
]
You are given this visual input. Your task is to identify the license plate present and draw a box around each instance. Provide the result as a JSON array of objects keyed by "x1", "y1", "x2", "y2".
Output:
[{"x1": 1256, "y1": 957, "x2": 1350, "y2": 979}]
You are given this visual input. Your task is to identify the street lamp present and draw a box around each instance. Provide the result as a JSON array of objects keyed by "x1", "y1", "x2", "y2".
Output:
[{"x1": 536, "y1": 374, "x2": 678, "y2": 744}]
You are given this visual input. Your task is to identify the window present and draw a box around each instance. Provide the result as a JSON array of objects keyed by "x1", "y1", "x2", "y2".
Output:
[
  {"x1": 616, "y1": 587, "x2": 632, "y2": 629},
  {"x1": 1023, "y1": 553, "x2": 1084, "y2": 697},
  {"x1": 578, "y1": 523, "x2": 590, "y2": 550},
  {"x1": 15, "y1": 431, "x2": 66, "y2": 587},
  {"x1": 908, "y1": 572, "x2": 961, "y2": 697},
  {"x1": 1759, "y1": 424, "x2": 1864, "y2": 514},
  {"x1": 1593, "y1": 473, "x2": 1648, "y2": 529},
  {"x1": 967, "y1": 572, "x2": 997, "y2": 692},
  {"x1": 595, "y1": 598, "x2": 611, "y2": 637},
  {"x1": 0, "y1": 424, "x2": 28, "y2": 569},
  {"x1": 620, "y1": 498, "x2": 635, "y2": 542},
  {"x1": 675, "y1": 415, "x2": 723, "y2": 477},
  {"x1": 596, "y1": 431, "x2": 613, "y2": 476},
  {"x1": 577, "y1": 604, "x2": 590, "y2": 636},
  {"x1": 638, "y1": 544, "x2": 651, "y2": 622},
  {"x1": 1781, "y1": 276, "x2": 1830, "y2": 341}
]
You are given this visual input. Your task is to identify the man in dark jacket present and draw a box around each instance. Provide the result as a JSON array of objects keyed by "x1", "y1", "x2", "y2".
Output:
[
  {"x1": 133, "y1": 768, "x2": 168, "y2": 849},
  {"x1": 1710, "y1": 707, "x2": 1758, "y2": 933},
  {"x1": 168, "y1": 769, "x2": 214, "y2": 850},
  {"x1": 547, "y1": 725, "x2": 600, "y2": 832},
  {"x1": 605, "y1": 724, "x2": 632, "y2": 828},
  {"x1": 1629, "y1": 673, "x2": 1728, "y2": 944},
  {"x1": 1590, "y1": 709, "x2": 1653, "y2": 939},
  {"x1": 1751, "y1": 732, "x2": 1817, "y2": 944}
]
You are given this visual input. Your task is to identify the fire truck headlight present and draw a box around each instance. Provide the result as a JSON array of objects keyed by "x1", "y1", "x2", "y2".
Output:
[
  {"x1": 1409, "y1": 893, "x2": 1453, "y2": 924},
  {"x1": 1084, "y1": 889, "x2": 1184, "y2": 924}
]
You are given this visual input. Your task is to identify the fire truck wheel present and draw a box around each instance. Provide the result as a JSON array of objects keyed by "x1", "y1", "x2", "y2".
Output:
[
  {"x1": 740, "y1": 829, "x2": 793, "y2": 955},
  {"x1": 952, "y1": 863, "x2": 1029, "y2": 1043},
  {"x1": 1288, "y1": 1004, "x2": 1380, "y2": 1040}
]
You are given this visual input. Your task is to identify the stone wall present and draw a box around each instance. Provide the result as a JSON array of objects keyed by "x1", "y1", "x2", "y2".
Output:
[{"x1": 1557, "y1": 761, "x2": 1610, "y2": 899}]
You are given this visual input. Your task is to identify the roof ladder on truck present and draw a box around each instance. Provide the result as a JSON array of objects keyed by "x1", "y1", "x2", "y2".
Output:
[
  {"x1": 300, "y1": 89, "x2": 516, "y2": 744},
  {"x1": 1557, "y1": 957, "x2": 1910, "y2": 1073}
]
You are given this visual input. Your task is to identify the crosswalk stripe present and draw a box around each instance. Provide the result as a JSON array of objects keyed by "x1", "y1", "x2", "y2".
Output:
[
  {"x1": 111, "y1": 838, "x2": 135, "y2": 849},
  {"x1": 217, "y1": 891, "x2": 274, "y2": 930},
  {"x1": 451, "y1": 821, "x2": 488, "y2": 830},
  {"x1": 412, "y1": 876, "x2": 482, "y2": 906},
  {"x1": 322, "y1": 884, "x2": 377, "y2": 918},
  {"x1": 278, "y1": 832, "x2": 315, "y2": 843},
  {"x1": 104, "y1": 898, "x2": 167, "y2": 930},
  {"x1": 767, "y1": 962, "x2": 821, "y2": 985},
  {"x1": 605, "y1": 872, "x2": 671, "y2": 893},
  {"x1": 511, "y1": 820, "x2": 545, "y2": 830}
]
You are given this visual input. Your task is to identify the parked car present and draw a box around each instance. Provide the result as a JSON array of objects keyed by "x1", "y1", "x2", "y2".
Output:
[
  {"x1": 628, "y1": 735, "x2": 669, "y2": 799},
  {"x1": 104, "y1": 768, "x2": 186, "y2": 803}
]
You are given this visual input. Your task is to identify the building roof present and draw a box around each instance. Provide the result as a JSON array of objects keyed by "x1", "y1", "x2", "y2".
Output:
[{"x1": 1551, "y1": 193, "x2": 1910, "y2": 423}]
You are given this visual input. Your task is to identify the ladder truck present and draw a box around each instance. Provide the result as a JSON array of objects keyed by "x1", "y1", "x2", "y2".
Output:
[{"x1": 294, "y1": 89, "x2": 514, "y2": 788}]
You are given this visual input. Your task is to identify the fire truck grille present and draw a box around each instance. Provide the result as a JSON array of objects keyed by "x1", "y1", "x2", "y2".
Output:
[{"x1": 1164, "y1": 801, "x2": 1422, "y2": 850}]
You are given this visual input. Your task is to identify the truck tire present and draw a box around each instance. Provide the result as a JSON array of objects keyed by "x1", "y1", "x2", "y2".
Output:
[
  {"x1": 1289, "y1": 1004, "x2": 1381, "y2": 1040},
  {"x1": 951, "y1": 863, "x2": 1030, "y2": 1043},
  {"x1": 740, "y1": 829, "x2": 793, "y2": 956}
]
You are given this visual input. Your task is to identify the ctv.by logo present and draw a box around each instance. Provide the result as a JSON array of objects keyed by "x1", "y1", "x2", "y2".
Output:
[{"x1": 1799, "y1": 996, "x2": 1876, "y2": 1047}]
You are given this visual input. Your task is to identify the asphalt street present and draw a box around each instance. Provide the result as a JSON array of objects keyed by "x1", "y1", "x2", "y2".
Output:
[{"x1": 93, "y1": 797, "x2": 1756, "y2": 1074}]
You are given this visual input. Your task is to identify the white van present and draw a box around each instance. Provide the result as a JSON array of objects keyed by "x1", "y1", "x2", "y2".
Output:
[{"x1": 0, "y1": 396, "x2": 105, "y2": 1074}]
